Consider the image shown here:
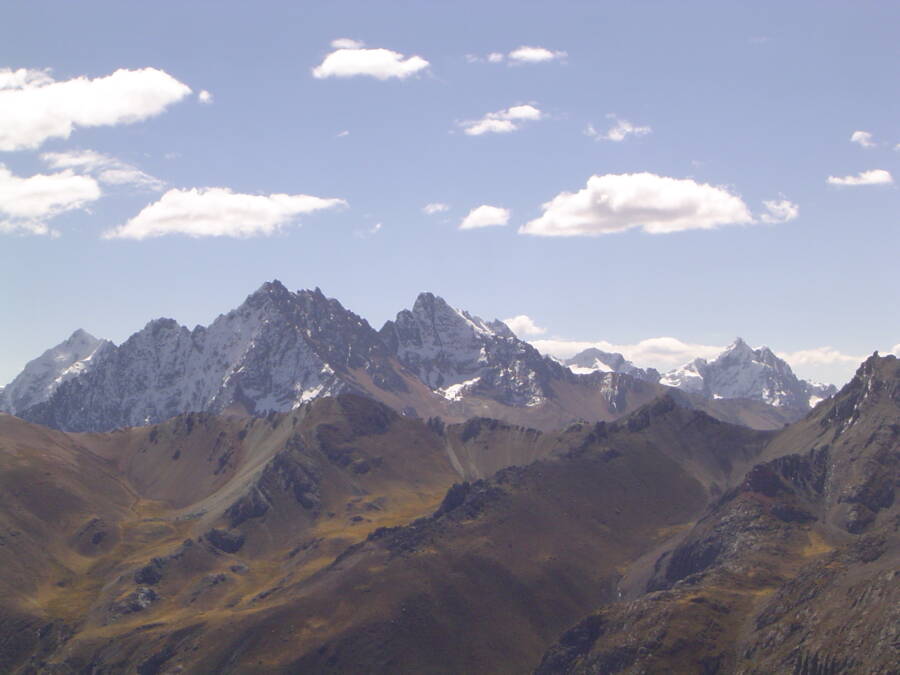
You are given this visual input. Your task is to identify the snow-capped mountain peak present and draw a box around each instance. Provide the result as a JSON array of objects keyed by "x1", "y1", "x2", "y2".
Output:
[
  {"x1": 20, "y1": 283, "x2": 411, "y2": 431},
  {"x1": 381, "y1": 292, "x2": 560, "y2": 405},
  {"x1": 0, "y1": 329, "x2": 111, "y2": 414},
  {"x1": 661, "y1": 337, "x2": 837, "y2": 411},
  {"x1": 565, "y1": 348, "x2": 660, "y2": 382}
]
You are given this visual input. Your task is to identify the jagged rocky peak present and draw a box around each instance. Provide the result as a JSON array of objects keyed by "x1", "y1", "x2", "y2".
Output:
[
  {"x1": 381, "y1": 292, "x2": 560, "y2": 405},
  {"x1": 0, "y1": 328, "x2": 111, "y2": 414},
  {"x1": 822, "y1": 352, "x2": 899, "y2": 429},
  {"x1": 566, "y1": 347, "x2": 660, "y2": 382},
  {"x1": 18, "y1": 282, "x2": 407, "y2": 432},
  {"x1": 661, "y1": 337, "x2": 836, "y2": 412}
]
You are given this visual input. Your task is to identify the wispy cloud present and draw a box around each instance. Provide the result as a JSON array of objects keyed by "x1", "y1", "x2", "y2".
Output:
[
  {"x1": 103, "y1": 187, "x2": 346, "y2": 240},
  {"x1": 460, "y1": 104, "x2": 543, "y2": 136},
  {"x1": 467, "y1": 46, "x2": 566, "y2": 65},
  {"x1": 41, "y1": 150, "x2": 165, "y2": 191},
  {"x1": 827, "y1": 169, "x2": 893, "y2": 186},
  {"x1": 585, "y1": 115, "x2": 652, "y2": 142},
  {"x1": 760, "y1": 199, "x2": 799, "y2": 224},
  {"x1": 850, "y1": 130, "x2": 875, "y2": 148},
  {"x1": 422, "y1": 202, "x2": 449, "y2": 215}
]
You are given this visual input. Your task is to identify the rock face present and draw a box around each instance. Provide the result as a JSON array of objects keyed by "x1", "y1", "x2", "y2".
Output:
[
  {"x1": 20, "y1": 282, "x2": 409, "y2": 431},
  {"x1": 8, "y1": 284, "x2": 821, "y2": 434},
  {"x1": 0, "y1": 356, "x2": 894, "y2": 673},
  {"x1": 0, "y1": 329, "x2": 110, "y2": 415},
  {"x1": 536, "y1": 354, "x2": 900, "y2": 674},
  {"x1": 565, "y1": 347, "x2": 660, "y2": 382},
  {"x1": 661, "y1": 338, "x2": 837, "y2": 413},
  {"x1": 380, "y1": 292, "x2": 567, "y2": 406}
]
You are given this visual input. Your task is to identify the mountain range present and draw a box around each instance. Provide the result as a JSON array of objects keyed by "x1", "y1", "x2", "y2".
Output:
[
  {"x1": 1, "y1": 281, "x2": 835, "y2": 433},
  {"x1": 0, "y1": 348, "x2": 895, "y2": 672}
]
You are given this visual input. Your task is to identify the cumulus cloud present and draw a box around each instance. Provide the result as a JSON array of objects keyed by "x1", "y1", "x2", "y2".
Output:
[
  {"x1": 508, "y1": 46, "x2": 567, "y2": 63},
  {"x1": 197, "y1": 89, "x2": 213, "y2": 104},
  {"x1": 586, "y1": 115, "x2": 652, "y2": 142},
  {"x1": 312, "y1": 43, "x2": 429, "y2": 80},
  {"x1": 103, "y1": 187, "x2": 346, "y2": 240},
  {"x1": 520, "y1": 172, "x2": 754, "y2": 237},
  {"x1": 850, "y1": 130, "x2": 875, "y2": 148},
  {"x1": 41, "y1": 150, "x2": 164, "y2": 190},
  {"x1": 487, "y1": 52, "x2": 505, "y2": 63},
  {"x1": 531, "y1": 336, "x2": 724, "y2": 372},
  {"x1": 459, "y1": 204, "x2": 510, "y2": 230},
  {"x1": 0, "y1": 67, "x2": 54, "y2": 89},
  {"x1": 890, "y1": 344, "x2": 900, "y2": 357},
  {"x1": 336, "y1": 130, "x2": 350, "y2": 138},
  {"x1": 827, "y1": 169, "x2": 893, "y2": 186},
  {"x1": 760, "y1": 199, "x2": 799, "y2": 224},
  {"x1": 423, "y1": 202, "x2": 449, "y2": 215},
  {"x1": 0, "y1": 67, "x2": 191, "y2": 151},
  {"x1": 0, "y1": 165, "x2": 101, "y2": 236},
  {"x1": 503, "y1": 315, "x2": 546, "y2": 336},
  {"x1": 461, "y1": 104, "x2": 543, "y2": 136}
]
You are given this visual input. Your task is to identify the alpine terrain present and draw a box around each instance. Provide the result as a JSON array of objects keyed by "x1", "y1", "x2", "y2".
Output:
[
  {"x1": 0, "y1": 351, "x2": 895, "y2": 672},
  {"x1": 4, "y1": 282, "x2": 831, "y2": 434}
]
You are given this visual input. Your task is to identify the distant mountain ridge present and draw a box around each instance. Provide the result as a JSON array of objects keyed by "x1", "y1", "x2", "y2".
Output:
[
  {"x1": 566, "y1": 337, "x2": 836, "y2": 415},
  {"x1": 2, "y1": 281, "x2": 836, "y2": 432},
  {"x1": 659, "y1": 338, "x2": 836, "y2": 410}
]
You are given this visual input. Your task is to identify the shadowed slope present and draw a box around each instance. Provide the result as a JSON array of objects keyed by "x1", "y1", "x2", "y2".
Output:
[{"x1": 536, "y1": 355, "x2": 899, "y2": 674}]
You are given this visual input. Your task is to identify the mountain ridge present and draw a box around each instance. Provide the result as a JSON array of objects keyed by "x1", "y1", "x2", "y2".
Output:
[{"x1": 3, "y1": 282, "x2": 839, "y2": 433}]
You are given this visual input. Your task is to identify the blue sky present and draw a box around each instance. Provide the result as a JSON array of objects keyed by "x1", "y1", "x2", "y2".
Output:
[{"x1": 1, "y1": 0, "x2": 898, "y2": 386}]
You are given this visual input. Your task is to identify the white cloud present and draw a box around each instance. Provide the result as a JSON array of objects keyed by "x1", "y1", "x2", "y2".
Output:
[
  {"x1": 0, "y1": 67, "x2": 191, "y2": 151},
  {"x1": 827, "y1": 169, "x2": 893, "y2": 186},
  {"x1": 423, "y1": 202, "x2": 449, "y2": 215},
  {"x1": 850, "y1": 130, "x2": 875, "y2": 148},
  {"x1": 331, "y1": 38, "x2": 365, "y2": 49},
  {"x1": 587, "y1": 115, "x2": 652, "y2": 142},
  {"x1": 312, "y1": 45, "x2": 429, "y2": 80},
  {"x1": 0, "y1": 67, "x2": 54, "y2": 90},
  {"x1": 508, "y1": 46, "x2": 567, "y2": 63},
  {"x1": 520, "y1": 172, "x2": 754, "y2": 237},
  {"x1": 197, "y1": 89, "x2": 213, "y2": 104},
  {"x1": 531, "y1": 336, "x2": 724, "y2": 372},
  {"x1": 760, "y1": 199, "x2": 799, "y2": 224},
  {"x1": 103, "y1": 187, "x2": 346, "y2": 240},
  {"x1": 0, "y1": 165, "x2": 101, "y2": 236},
  {"x1": 461, "y1": 104, "x2": 543, "y2": 136},
  {"x1": 776, "y1": 346, "x2": 865, "y2": 368},
  {"x1": 459, "y1": 204, "x2": 510, "y2": 230},
  {"x1": 467, "y1": 47, "x2": 565, "y2": 65},
  {"x1": 890, "y1": 344, "x2": 900, "y2": 357},
  {"x1": 41, "y1": 150, "x2": 164, "y2": 190},
  {"x1": 336, "y1": 130, "x2": 350, "y2": 137},
  {"x1": 503, "y1": 315, "x2": 546, "y2": 336}
]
